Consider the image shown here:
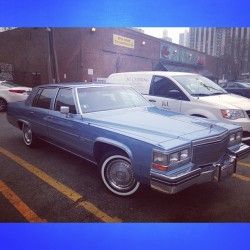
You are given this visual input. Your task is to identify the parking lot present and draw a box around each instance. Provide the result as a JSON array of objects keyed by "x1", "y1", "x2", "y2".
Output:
[{"x1": 1, "y1": 112, "x2": 250, "y2": 222}]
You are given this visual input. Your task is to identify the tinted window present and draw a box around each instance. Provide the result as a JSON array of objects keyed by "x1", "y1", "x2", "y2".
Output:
[
  {"x1": 152, "y1": 76, "x2": 184, "y2": 99},
  {"x1": 55, "y1": 88, "x2": 76, "y2": 114},
  {"x1": 228, "y1": 83, "x2": 237, "y2": 88},
  {"x1": 219, "y1": 82, "x2": 226, "y2": 88},
  {"x1": 32, "y1": 88, "x2": 56, "y2": 109}
]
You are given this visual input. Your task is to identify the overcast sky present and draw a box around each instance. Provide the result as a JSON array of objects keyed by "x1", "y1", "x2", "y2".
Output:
[{"x1": 138, "y1": 27, "x2": 189, "y2": 44}]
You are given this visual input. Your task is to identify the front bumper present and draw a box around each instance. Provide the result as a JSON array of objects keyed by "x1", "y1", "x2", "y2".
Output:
[
  {"x1": 150, "y1": 143, "x2": 250, "y2": 195},
  {"x1": 228, "y1": 142, "x2": 250, "y2": 157}
]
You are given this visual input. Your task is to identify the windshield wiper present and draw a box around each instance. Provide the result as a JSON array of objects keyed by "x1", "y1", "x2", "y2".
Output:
[
  {"x1": 191, "y1": 93, "x2": 209, "y2": 97},
  {"x1": 210, "y1": 92, "x2": 226, "y2": 95}
]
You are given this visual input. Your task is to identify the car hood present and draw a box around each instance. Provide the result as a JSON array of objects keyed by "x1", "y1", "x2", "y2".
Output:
[
  {"x1": 200, "y1": 93, "x2": 250, "y2": 109},
  {"x1": 84, "y1": 107, "x2": 233, "y2": 145}
]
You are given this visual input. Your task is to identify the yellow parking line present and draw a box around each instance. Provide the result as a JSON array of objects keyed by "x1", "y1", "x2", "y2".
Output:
[
  {"x1": 237, "y1": 161, "x2": 250, "y2": 168},
  {"x1": 0, "y1": 180, "x2": 46, "y2": 222},
  {"x1": 233, "y1": 173, "x2": 250, "y2": 182},
  {"x1": 0, "y1": 146, "x2": 121, "y2": 222}
]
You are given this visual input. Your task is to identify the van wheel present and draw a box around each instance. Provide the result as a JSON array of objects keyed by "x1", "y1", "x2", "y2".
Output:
[
  {"x1": 0, "y1": 98, "x2": 7, "y2": 112},
  {"x1": 100, "y1": 151, "x2": 140, "y2": 196},
  {"x1": 22, "y1": 123, "x2": 38, "y2": 147}
]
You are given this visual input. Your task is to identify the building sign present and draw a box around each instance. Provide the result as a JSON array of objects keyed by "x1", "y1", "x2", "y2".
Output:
[
  {"x1": 88, "y1": 68, "x2": 93, "y2": 75},
  {"x1": 113, "y1": 34, "x2": 134, "y2": 49},
  {"x1": 160, "y1": 43, "x2": 205, "y2": 66}
]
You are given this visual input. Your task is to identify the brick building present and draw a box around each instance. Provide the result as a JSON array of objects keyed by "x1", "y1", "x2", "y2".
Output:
[{"x1": 0, "y1": 27, "x2": 221, "y2": 87}]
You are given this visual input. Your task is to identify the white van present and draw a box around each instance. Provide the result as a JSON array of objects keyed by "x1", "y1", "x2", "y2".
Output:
[{"x1": 107, "y1": 71, "x2": 250, "y2": 141}]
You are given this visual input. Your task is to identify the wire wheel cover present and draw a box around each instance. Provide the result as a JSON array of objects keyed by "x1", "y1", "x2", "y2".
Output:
[{"x1": 105, "y1": 159, "x2": 136, "y2": 191}]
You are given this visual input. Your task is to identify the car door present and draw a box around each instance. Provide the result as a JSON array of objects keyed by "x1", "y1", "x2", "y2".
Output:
[
  {"x1": 147, "y1": 75, "x2": 188, "y2": 112},
  {"x1": 47, "y1": 87, "x2": 88, "y2": 156}
]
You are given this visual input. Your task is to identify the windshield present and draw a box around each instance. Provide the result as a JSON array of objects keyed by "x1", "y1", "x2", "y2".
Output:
[
  {"x1": 238, "y1": 82, "x2": 250, "y2": 88},
  {"x1": 77, "y1": 85, "x2": 150, "y2": 113},
  {"x1": 172, "y1": 75, "x2": 227, "y2": 96}
]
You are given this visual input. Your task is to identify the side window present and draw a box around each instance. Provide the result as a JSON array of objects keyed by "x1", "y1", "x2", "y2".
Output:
[
  {"x1": 152, "y1": 76, "x2": 185, "y2": 99},
  {"x1": 32, "y1": 88, "x2": 56, "y2": 109},
  {"x1": 54, "y1": 88, "x2": 76, "y2": 114},
  {"x1": 228, "y1": 83, "x2": 236, "y2": 88}
]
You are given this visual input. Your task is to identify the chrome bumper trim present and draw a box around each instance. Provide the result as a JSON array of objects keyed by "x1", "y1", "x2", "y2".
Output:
[
  {"x1": 150, "y1": 154, "x2": 236, "y2": 195},
  {"x1": 228, "y1": 143, "x2": 250, "y2": 158}
]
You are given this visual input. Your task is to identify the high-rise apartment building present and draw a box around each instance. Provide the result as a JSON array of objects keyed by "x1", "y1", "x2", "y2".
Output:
[
  {"x1": 162, "y1": 29, "x2": 172, "y2": 42},
  {"x1": 189, "y1": 28, "x2": 250, "y2": 77},
  {"x1": 189, "y1": 28, "x2": 250, "y2": 56},
  {"x1": 179, "y1": 29, "x2": 189, "y2": 47}
]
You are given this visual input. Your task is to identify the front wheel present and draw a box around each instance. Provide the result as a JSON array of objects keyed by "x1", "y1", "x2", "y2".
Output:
[
  {"x1": 22, "y1": 123, "x2": 37, "y2": 147},
  {"x1": 100, "y1": 151, "x2": 140, "y2": 196}
]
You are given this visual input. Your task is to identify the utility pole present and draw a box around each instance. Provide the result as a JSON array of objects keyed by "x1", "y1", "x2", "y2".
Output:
[
  {"x1": 46, "y1": 28, "x2": 53, "y2": 83},
  {"x1": 47, "y1": 28, "x2": 60, "y2": 83}
]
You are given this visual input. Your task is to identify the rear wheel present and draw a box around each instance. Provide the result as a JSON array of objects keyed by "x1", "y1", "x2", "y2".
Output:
[
  {"x1": 22, "y1": 123, "x2": 38, "y2": 147},
  {"x1": 100, "y1": 151, "x2": 140, "y2": 196},
  {"x1": 0, "y1": 98, "x2": 7, "y2": 112}
]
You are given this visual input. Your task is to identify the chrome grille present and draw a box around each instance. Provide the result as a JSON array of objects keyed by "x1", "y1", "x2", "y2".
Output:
[{"x1": 192, "y1": 136, "x2": 229, "y2": 167}]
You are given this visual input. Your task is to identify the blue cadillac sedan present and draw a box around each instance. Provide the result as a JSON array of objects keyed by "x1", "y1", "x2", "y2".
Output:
[{"x1": 7, "y1": 83, "x2": 250, "y2": 196}]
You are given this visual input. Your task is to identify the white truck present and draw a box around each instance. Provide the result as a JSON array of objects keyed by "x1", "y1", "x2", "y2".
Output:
[{"x1": 107, "y1": 71, "x2": 250, "y2": 141}]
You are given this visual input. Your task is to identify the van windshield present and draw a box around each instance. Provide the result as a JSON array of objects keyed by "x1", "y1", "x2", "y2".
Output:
[{"x1": 172, "y1": 75, "x2": 228, "y2": 96}]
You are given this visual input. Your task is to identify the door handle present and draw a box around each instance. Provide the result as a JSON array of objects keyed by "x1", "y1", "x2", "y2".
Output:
[{"x1": 149, "y1": 99, "x2": 156, "y2": 103}]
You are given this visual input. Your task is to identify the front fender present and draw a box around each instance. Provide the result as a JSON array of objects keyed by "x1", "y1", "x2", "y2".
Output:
[
  {"x1": 93, "y1": 137, "x2": 133, "y2": 161},
  {"x1": 186, "y1": 108, "x2": 219, "y2": 120},
  {"x1": 17, "y1": 119, "x2": 31, "y2": 130}
]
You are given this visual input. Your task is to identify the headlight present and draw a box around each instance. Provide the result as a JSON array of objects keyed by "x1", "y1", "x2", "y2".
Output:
[
  {"x1": 221, "y1": 109, "x2": 245, "y2": 120},
  {"x1": 236, "y1": 132, "x2": 242, "y2": 140},
  {"x1": 228, "y1": 131, "x2": 242, "y2": 146},
  {"x1": 180, "y1": 149, "x2": 190, "y2": 160},
  {"x1": 169, "y1": 152, "x2": 179, "y2": 164},
  {"x1": 152, "y1": 148, "x2": 191, "y2": 171},
  {"x1": 229, "y1": 134, "x2": 236, "y2": 142},
  {"x1": 153, "y1": 151, "x2": 168, "y2": 166}
]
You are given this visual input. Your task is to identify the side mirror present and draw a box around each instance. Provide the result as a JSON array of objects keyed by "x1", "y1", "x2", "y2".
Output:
[
  {"x1": 60, "y1": 106, "x2": 69, "y2": 114},
  {"x1": 169, "y1": 90, "x2": 181, "y2": 99}
]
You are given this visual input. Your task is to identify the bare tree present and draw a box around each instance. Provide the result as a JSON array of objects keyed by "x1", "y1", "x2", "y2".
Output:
[{"x1": 221, "y1": 33, "x2": 249, "y2": 81}]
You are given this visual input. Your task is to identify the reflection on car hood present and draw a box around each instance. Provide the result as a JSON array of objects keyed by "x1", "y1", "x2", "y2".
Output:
[
  {"x1": 200, "y1": 93, "x2": 250, "y2": 109},
  {"x1": 84, "y1": 107, "x2": 233, "y2": 145}
]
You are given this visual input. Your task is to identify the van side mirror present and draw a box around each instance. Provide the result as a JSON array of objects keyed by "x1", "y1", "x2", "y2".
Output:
[
  {"x1": 60, "y1": 106, "x2": 69, "y2": 114},
  {"x1": 169, "y1": 90, "x2": 181, "y2": 99}
]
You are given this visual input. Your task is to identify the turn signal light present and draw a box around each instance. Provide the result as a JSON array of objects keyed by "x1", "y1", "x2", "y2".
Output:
[{"x1": 152, "y1": 163, "x2": 169, "y2": 171}]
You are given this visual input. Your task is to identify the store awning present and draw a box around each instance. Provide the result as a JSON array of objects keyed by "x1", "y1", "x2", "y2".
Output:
[{"x1": 153, "y1": 61, "x2": 217, "y2": 80}]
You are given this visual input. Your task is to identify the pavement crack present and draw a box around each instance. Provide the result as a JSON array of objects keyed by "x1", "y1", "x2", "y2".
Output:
[{"x1": 75, "y1": 197, "x2": 85, "y2": 204}]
